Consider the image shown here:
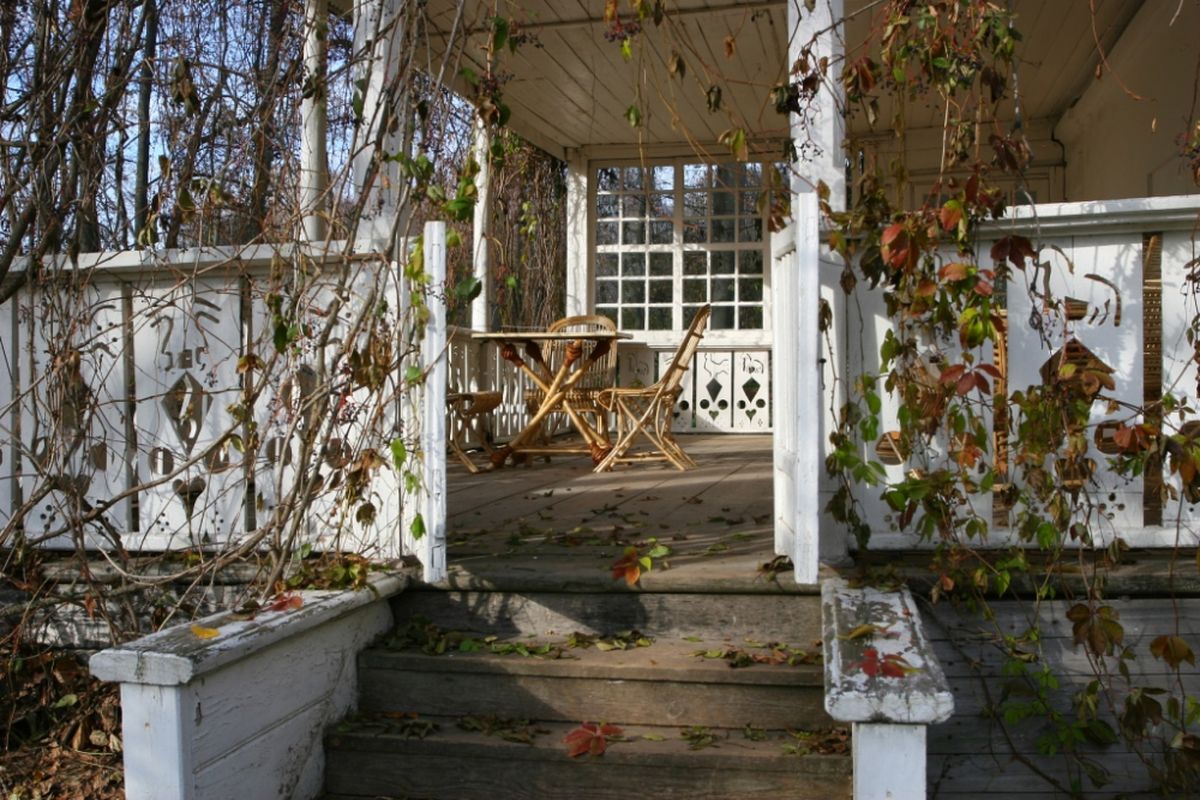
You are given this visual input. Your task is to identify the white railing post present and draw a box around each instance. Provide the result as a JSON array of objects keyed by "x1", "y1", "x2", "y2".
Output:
[
  {"x1": 852, "y1": 722, "x2": 928, "y2": 800},
  {"x1": 823, "y1": 579, "x2": 955, "y2": 800},
  {"x1": 471, "y1": 120, "x2": 492, "y2": 331},
  {"x1": 415, "y1": 222, "x2": 447, "y2": 582}
]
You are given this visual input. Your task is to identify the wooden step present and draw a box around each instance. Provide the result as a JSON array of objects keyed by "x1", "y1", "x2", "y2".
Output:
[
  {"x1": 392, "y1": 589, "x2": 822, "y2": 641},
  {"x1": 324, "y1": 717, "x2": 851, "y2": 800},
  {"x1": 359, "y1": 636, "x2": 829, "y2": 730}
]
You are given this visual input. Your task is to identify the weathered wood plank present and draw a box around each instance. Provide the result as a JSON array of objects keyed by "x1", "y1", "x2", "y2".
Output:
[
  {"x1": 325, "y1": 718, "x2": 851, "y2": 800},
  {"x1": 917, "y1": 599, "x2": 1200, "y2": 796},
  {"x1": 392, "y1": 589, "x2": 822, "y2": 641},
  {"x1": 360, "y1": 638, "x2": 826, "y2": 729}
]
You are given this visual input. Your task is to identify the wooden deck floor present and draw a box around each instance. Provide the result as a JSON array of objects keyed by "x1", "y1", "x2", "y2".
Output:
[{"x1": 443, "y1": 434, "x2": 795, "y2": 591}]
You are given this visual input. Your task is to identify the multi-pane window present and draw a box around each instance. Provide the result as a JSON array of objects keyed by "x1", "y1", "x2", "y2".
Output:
[{"x1": 594, "y1": 161, "x2": 772, "y2": 333}]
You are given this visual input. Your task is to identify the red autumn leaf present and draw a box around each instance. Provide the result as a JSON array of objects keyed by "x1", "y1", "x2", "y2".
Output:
[
  {"x1": 956, "y1": 369, "x2": 990, "y2": 396},
  {"x1": 268, "y1": 592, "x2": 303, "y2": 613},
  {"x1": 965, "y1": 172, "x2": 979, "y2": 203},
  {"x1": 939, "y1": 203, "x2": 963, "y2": 232},
  {"x1": 976, "y1": 363, "x2": 1003, "y2": 379},
  {"x1": 1113, "y1": 425, "x2": 1134, "y2": 451},
  {"x1": 939, "y1": 262, "x2": 969, "y2": 281},
  {"x1": 1150, "y1": 635, "x2": 1196, "y2": 669},
  {"x1": 881, "y1": 223, "x2": 904, "y2": 247},
  {"x1": 939, "y1": 364, "x2": 967, "y2": 386},
  {"x1": 880, "y1": 223, "x2": 911, "y2": 270},
  {"x1": 990, "y1": 235, "x2": 1035, "y2": 270},
  {"x1": 859, "y1": 646, "x2": 881, "y2": 677},
  {"x1": 858, "y1": 646, "x2": 917, "y2": 678},
  {"x1": 915, "y1": 278, "x2": 937, "y2": 297},
  {"x1": 564, "y1": 722, "x2": 624, "y2": 757},
  {"x1": 610, "y1": 547, "x2": 642, "y2": 586},
  {"x1": 973, "y1": 278, "x2": 994, "y2": 296}
]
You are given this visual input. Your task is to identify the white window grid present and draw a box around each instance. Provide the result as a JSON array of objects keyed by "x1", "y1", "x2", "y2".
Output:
[{"x1": 593, "y1": 160, "x2": 773, "y2": 334}]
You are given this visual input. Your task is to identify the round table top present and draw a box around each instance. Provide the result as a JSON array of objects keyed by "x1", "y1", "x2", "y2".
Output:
[{"x1": 470, "y1": 330, "x2": 632, "y2": 341}]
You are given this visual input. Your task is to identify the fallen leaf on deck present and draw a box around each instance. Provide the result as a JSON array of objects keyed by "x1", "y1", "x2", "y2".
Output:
[
  {"x1": 564, "y1": 722, "x2": 624, "y2": 757},
  {"x1": 191, "y1": 624, "x2": 220, "y2": 640},
  {"x1": 268, "y1": 592, "x2": 304, "y2": 612}
]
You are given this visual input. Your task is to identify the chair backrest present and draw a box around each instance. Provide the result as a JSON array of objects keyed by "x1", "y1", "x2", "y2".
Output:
[
  {"x1": 547, "y1": 314, "x2": 618, "y2": 390},
  {"x1": 658, "y1": 304, "x2": 711, "y2": 396}
]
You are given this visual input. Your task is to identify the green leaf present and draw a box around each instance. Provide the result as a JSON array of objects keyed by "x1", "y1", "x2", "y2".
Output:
[
  {"x1": 405, "y1": 365, "x2": 423, "y2": 383},
  {"x1": 454, "y1": 276, "x2": 482, "y2": 303},
  {"x1": 52, "y1": 693, "x2": 78, "y2": 709},
  {"x1": 621, "y1": 37, "x2": 633, "y2": 61},
  {"x1": 625, "y1": 104, "x2": 642, "y2": 128},
  {"x1": 390, "y1": 438, "x2": 408, "y2": 470},
  {"x1": 411, "y1": 513, "x2": 426, "y2": 540},
  {"x1": 492, "y1": 16, "x2": 509, "y2": 52}
]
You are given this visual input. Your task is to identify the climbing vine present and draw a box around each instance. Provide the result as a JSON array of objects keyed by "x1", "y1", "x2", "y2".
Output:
[{"x1": 795, "y1": 1, "x2": 1200, "y2": 794}]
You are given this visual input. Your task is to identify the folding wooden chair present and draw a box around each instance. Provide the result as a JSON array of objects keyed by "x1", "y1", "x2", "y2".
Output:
[
  {"x1": 593, "y1": 305, "x2": 710, "y2": 472},
  {"x1": 523, "y1": 314, "x2": 619, "y2": 443}
]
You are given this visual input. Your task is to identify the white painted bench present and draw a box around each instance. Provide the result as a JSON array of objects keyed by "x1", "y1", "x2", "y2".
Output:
[
  {"x1": 89, "y1": 573, "x2": 408, "y2": 800},
  {"x1": 821, "y1": 578, "x2": 954, "y2": 800}
]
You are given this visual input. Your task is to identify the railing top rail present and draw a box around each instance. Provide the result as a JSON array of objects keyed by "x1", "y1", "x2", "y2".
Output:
[
  {"x1": 977, "y1": 193, "x2": 1200, "y2": 236},
  {"x1": 10, "y1": 237, "x2": 400, "y2": 277}
]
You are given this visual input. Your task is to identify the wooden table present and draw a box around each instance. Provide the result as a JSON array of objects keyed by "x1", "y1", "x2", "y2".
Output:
[{"x1": 472, "y1": 329, "x2": 631, "y2": 468}]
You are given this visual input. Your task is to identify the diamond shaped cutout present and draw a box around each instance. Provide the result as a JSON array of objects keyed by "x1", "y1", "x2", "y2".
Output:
[{"x1": 162, "y1": 372, "x2": 209, "y2": 454}]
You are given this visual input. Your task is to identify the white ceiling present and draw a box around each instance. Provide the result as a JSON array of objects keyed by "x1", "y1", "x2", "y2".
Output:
[{"x1": 352, "y1": 0, "x2": 1147, "y2": 158}]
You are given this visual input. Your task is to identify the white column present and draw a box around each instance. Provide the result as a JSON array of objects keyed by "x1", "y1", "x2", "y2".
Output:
[
  {"x1": 471, "y1": 121, "x2": 492, "y2": 331},
  {"x1": 564, "y1": 149, "x2": 590, "y2": 317},
  {"x1": 352, "y1": 0, "x2": 403, "y2": 245},
  {"x1": 300, "y1": 0, "x2": 329, "y2": 242},
  {"x1": 852, "y1": 722, "x2": 927, "y2": 800},
  {"x1": 788, "y1": 0, "x2": 849, "y2": 570},
  {"x1": 790, "y1": 0, "x2": 845, "y2": 206}
]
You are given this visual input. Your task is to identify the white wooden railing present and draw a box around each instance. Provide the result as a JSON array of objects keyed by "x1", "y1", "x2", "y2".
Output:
[
  {"x1": 847, "y1": 195, "x2": 1200, "y2": 550},
  {"x1": 0, "y1": 234, "x2": 444, "y2": 572}
]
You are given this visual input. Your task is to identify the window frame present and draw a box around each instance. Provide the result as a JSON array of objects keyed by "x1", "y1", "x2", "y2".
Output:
[{"x1": 587, "y1": 157, "x2": 774, "y2": 349}]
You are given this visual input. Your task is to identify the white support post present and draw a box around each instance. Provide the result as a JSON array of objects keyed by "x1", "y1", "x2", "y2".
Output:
[
  {"x1": 564, "y1": 149, "x2": 589, "y2": 317},
  {"x1": 852, "y1": 723, "x2": 927, "y2": 800},
  {"x1": 789, "y1": 0, "x2": 846, "y2": 206},
  {"x1": 352, "y1": 0, "x2": 403, "y2": 246},
  {"x1": 301, "y1": 0, "x2": 329, "y2": 242},
  {"x1": 787, "y1": 0, "x2": 849, "y2": 577},
  {"x1": 417, "y1": 222, "x2": 448, "y2": 583},
  {"x1": 471, "y1": 121, "x2": 492, "y2": 331}
]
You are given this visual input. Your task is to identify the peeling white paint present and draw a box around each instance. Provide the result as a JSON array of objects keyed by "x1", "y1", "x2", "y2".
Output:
[{"x1": 89, "y1": 573, "x2": 408, "y2": 800}]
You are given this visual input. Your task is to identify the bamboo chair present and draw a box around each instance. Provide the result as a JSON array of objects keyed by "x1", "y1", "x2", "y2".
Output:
[
  {"x1": 447, "y1": 390, "x2": 503, "y2": 473},
  {"x1": 593, "y1": 305, "x2": 711, "y2": 472},
  {"x1": 523, "y1": 314, "x2": 619, "y2": 443}
]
